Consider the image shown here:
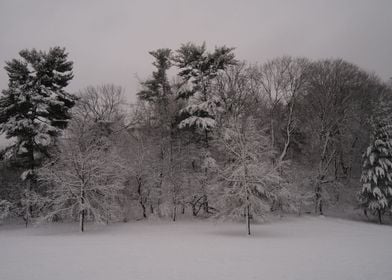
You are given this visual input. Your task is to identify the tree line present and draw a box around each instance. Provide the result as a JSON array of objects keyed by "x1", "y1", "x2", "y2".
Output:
[{"x1": 0, "y1": 44, "x2": 391, "y2": 233}]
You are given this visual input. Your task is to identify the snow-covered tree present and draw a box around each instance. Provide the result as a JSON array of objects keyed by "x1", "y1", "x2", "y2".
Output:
[
  {"x1": 0, "y1": 200, "x2": 12, "y2": 223},
  {"x1": 358, "y1": 100, "x2": 392, "y2": 224},
  {"x1": 0, "y1": 47, "x2": 76, "y2": 226},
  {"x1": 217, "y1": 117, "x2": 282, "y2": 235},
  {"x1": 173, "y1": 42, "x2": 236, "y2": 137},
  {"x1": 38, "y1": 139, "x2": 126, "y2": 232},
  {"x1": 138, "y1": 48, "x2": 172, "y2": 104},
  {"x1": 185, "y1": 150, "x2": 220, "y2": 216},
  {"x1": 136, "y1": 49, "x2": 179, "y2": 217}
]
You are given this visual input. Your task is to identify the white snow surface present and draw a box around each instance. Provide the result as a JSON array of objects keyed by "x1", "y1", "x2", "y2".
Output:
[{"x1": 1, "y1": 216, "x2": 392, "y2": 280}]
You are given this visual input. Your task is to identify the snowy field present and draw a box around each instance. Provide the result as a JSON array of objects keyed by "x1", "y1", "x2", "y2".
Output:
[{"x1": 1, "y1": 216, "x2": 392, "y2": 280}]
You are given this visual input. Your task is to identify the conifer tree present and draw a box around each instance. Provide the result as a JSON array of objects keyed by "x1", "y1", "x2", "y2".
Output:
[
  {"x1": 173, "y1": 42, "x2": 236, "y2": 135},
  {"x1": 171, "y1": 43, "x2": 236, "y2": 215},
  {"x1": 137, "y1": 48, "x2": 172, "y2": 105},
  {"x1": 137, "y1": 49, "x2": 175, "y2": 214},
  {"x1": 358, "y1": 99, "x2": 392, "y2": 224},
  {"x1": 0, "y1": 47, "x2": 76, "y2": 225}
]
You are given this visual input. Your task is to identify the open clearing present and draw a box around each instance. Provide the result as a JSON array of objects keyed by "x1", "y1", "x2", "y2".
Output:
[{"x1": 1, "y1": 216, "x2": 391, "y2": 280}]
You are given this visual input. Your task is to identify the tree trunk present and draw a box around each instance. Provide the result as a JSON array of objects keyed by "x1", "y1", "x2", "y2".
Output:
[
  {"x1": 192, "y1": 204, "x2": 197, "y2": 216},
  {"x1": 150, "y1": 204, "x2": 154, "y2": 214},
  {"x1": 173, "y1": 205, "x2": 177, "y2": 222},
  {"x1": 25, "y1": 185, "x2": 32, "y2": 228},
  {"x1": 378, "y1": 209, "x2": 382, "y2": 224},
  {"x1": 270, "y1": 118, "x2": 275, "y2": 148},
  {"x1": 137, "y1": 176, "x2": 147, "y2": 218},
  {"x1": 203, "y1": 195, "x2": 210, "y2": 214},
  {"x1": 319, "y1": 198, "x2": 323, "y2": 215},
  {"x1": 25, "y1": 141, "x2": 36, "y2": 228},
  {"x1": 279, "y1": 98, "x2": 295, "y2": 163},
  {"x1": 244, "y1": 163, "x2": 251, "y2": 235},
  {"x1": 314, "y1": 130, "x2": 336, "y2": 215},
  {"x1": 315, "y1": 180, "x2": 323, "y2": 215},
  {"x1": 363, "y1": 208, "x2": 368, "y2": 219},
  {"x1": 80, "y1": 187, "x2": 86, "y2": 232},
  {"x1": 156, "y1": 140, "x2": 164, "y2": 218},
  {"x1": 181, "y1": 204, "x2": 185, "y2": 215},
  {"x1": 246, "y1": 204, "x2": 251, "y2": 235},
  {"x1": 80, "y1": 209, "x2": 85, "y2": 232},
  {"x1": 140, "y1": 202, "x2": 147, "y2": 218}
]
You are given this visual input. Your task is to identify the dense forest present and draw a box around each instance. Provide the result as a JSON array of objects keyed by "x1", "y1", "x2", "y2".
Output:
[{"x1": 1, "y1": 44, "x2": 392, "y2": 233}]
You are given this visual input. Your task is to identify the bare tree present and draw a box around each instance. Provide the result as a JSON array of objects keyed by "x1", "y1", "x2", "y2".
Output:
[
  {"x1": 214, "y1": 62, "x2": 260, "y2": 123},
  {"x1": 120, "y1": 131, "x2": 156, "y2": 219},
  {"x1": 257, "y1": 56, "x2": 309, "y2": 163},
  {"x1": 303, "y1": 59, "x2": 371, "y2": 214},
  {"x1": 76, "y1": 84, "x2": 126, "y2": 123},
  {"x1": 70, "y1": 85, "x2": 130, "y2": 149}
]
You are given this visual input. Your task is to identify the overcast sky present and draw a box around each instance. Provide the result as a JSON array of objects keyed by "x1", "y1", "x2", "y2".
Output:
[{"x1": 0, "y1": 0, "x2": 392, "y2": 144}]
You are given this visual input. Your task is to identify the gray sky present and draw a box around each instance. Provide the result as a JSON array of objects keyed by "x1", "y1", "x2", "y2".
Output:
[{"x1": 0, "y1": 0, "x2": 392, "y2": 145}]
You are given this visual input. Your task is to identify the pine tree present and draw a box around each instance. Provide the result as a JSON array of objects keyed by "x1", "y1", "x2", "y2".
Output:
[
  {"x1": 170, "y1": 43, "x2": 236, "y2": 216},
  {"x1": 173, "y1": 42, "x2": 236, "y2": 136},
  {"x1": 358, "y1": 100, "x2": 392, "y2": 224},
  {"x1": 0, "y1": 47, "x2": 76, "y2": 226},
  {"x1": 137, "y1": 48, "x2": 172, "y2": 104},
  {"x1": 137, "y1": 48, "x2": 177, "y2": 217}
]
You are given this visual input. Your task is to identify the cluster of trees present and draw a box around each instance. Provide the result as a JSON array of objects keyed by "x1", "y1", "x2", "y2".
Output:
[{"x1": 0, "y1": 44, "x2": 391, "y2": 233}]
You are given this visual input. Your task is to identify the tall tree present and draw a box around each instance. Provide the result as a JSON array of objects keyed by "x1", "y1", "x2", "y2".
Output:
[
  {"x1": 173, "y1": 42, "x2": 236, "y2": 138},
  {"x1": 257, "y1": 56, "x2": 309, "y2": 162},
  {"x1": 138, "y1": 48, "x2": 172, "y2": 105},
  {"x1": 358, "y1": 94, "x2": 392, "y2": 224},
  {"x1": 137, "y1": 49, "x2": 177, "y2": 216},
  {"x1": 302, "y1": 59, "x2": 371, "y2": 215},
  {"x1": 171, "y1": 43, "x2": 236, "y2": 216},
  {"x1": 0, "y1": 47, "x2": 76, "y2": 225}
]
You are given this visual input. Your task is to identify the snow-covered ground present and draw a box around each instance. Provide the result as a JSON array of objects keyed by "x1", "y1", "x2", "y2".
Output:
[{"x1": 1, "y1": 216, "x2": 391, "y2": 280}]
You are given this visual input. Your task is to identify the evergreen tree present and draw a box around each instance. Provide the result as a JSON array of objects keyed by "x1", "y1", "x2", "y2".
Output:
[
  {"x1": 137, "y1": 48, "x2": 172, "y2": 104},
  {"x1": 173, "y1": 42, "x2": 236, "y2": 135},
  {"x1": 0, "y1": 47, "x2": 76, "y2": 225},
  {"x1": 169, "y1": 43, "x2": 236, "y2": 217},
  {"x1": 358, "y1": 99, "x2": 392, "y2": 224},
  {"x1": 137, "y1": 48, "x2": 176, "y2": 137},
  {"x1": 136, "y1": 48, "x2": 177, "y2": 217}
]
